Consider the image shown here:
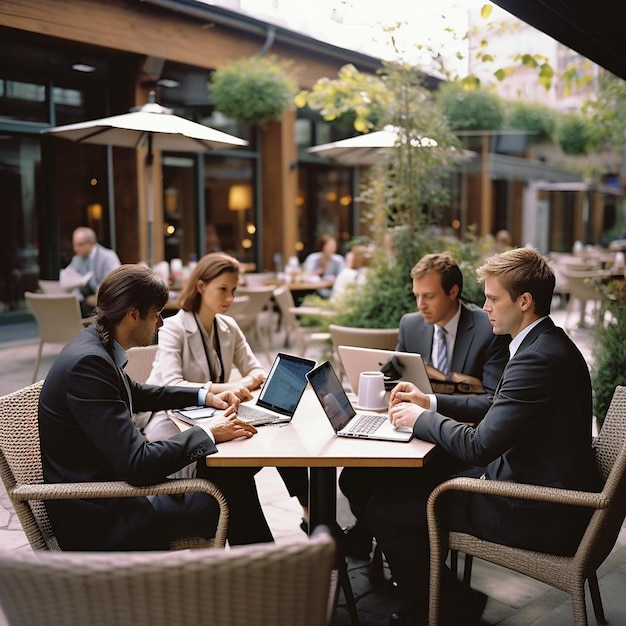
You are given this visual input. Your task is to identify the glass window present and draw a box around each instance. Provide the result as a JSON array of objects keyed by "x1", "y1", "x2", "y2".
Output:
[{"x1": 0, "y1": 135, "x2": 42, "y2": 316}]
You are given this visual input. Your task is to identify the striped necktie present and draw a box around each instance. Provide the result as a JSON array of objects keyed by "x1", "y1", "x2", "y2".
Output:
[{"x1": 435, "y1": 326, "x2": 449, "y2": 378}]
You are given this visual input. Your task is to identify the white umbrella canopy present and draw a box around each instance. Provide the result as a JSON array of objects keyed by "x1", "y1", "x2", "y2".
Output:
[
  {"x1": 307, "y1": 125, "x2": 437, "y2": 166},
  {"x1": 44, "y1": 98, "x2": 248, "y2": 152},
  {"x1": 43, "y1": 93, "x2": 248, "y2": 266}
]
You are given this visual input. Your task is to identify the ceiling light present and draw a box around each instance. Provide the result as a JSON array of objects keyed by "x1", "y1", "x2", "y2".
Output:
[
  {"x1": 72, "y1": 63, "x2": 96, "y2": 73},
  {"x1": 156, "y1": 78, "x2": 180, "y2": 88}
]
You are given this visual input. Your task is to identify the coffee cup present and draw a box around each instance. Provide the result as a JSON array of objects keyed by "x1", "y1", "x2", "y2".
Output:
[{"x1": 358, "y1": 371, "x2": 387, "y2": 410}]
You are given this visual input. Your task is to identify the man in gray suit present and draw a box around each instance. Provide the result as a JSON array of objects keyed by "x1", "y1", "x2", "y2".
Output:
[
  {"x1": 395, "y1": 252, "x2": 509, "y2": 422},
  {"x1": 339, "y1": 252, "x2": 510, "y2": 558},
  {"x1": 370, "y1": 247, "x2": 598, "y2": 624},
  {"x1": 66, "y1": 227, "x2": 121, "y2": 316}
]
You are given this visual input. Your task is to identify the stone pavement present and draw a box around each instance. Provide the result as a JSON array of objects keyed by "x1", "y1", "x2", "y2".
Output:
[{"x1": 1, "y1": 306, "x2": 626, "y2": 625}]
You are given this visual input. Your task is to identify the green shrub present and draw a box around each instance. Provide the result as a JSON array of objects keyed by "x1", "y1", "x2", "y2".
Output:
[
  {"x1": 591, "y1": 282, "x2": 626, "y2": 427},
  {"x1": 437, "y1": 83, "x2": 505, "y2": 131},
  {"x1": 506, "y1": 101, "x2": 556, "y2": 142}
]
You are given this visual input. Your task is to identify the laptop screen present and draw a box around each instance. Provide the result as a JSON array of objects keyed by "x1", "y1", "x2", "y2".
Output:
[
  {"x1": 306, "y1": 361, "x2": 356, "y2": 431},
  {"x1": 256, "y1": 352, "x2": 316, "y2": 417}
]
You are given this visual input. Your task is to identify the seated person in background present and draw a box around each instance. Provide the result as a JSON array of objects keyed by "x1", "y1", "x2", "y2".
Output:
[
  {"x1": 367, "y1": 247, "x2": 598, "y2": 625},
  {"x1": 329, "y1": 244, "x2": 371, "y2": 301},
  {"x1": 339, "y1": 251, "x2": 510, "y2": 558},
  {"x1": 38, "y1": 264, "x2": 256, "y2": 551},
  {"x1": 62, "y1": 227, "x2": 121, "y2": 317},
  {"x1": 140, "y1": 252, "x2": 310, "y2": 538},
  {"x1": 303, "y1": 233, "x2": 345, "y2": 297}
]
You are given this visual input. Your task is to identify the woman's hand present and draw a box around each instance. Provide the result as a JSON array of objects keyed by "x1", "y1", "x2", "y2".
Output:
[
  {"x1": 209, "y1": 413, "x2": 257, "y2": 442},
  {"x1": 206, "y1": 390, "x2": 241, "y2": 416},
  {"x1": 244, "y1": 372, "x2": 266, "y2": 391},
  {"x1": 389, "y1": 381, "x2": 431, "y2": 409}
]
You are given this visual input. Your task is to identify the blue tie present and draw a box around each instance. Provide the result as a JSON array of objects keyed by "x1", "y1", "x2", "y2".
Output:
[{"x1": 435, "y1": 326, "x2": 449, "y2": 378}]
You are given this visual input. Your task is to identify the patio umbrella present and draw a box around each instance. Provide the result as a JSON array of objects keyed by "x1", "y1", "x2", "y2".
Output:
[
  {"x1": 43, "y1": 92, "x2": 248, "y2": 266},
  {"x1": 307, "y1": 125, "x2": 437, "y2": 166}
]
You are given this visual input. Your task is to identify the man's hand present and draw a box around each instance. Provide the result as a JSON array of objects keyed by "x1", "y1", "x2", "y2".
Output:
[
  {"x1": 388, "y1": 401, "x2": 425, "y2": 430},
  {"x1": 206, "y1": 390, "x2": 241, "y2": 416},
  {"x1": 244, "y1": 372, "x2": 266, "y2": 391},
  {"x1": 209, "y1": 414, "x2": 257, "y2": 442},
  {"x1": 389, "y1": 381, "x2": 431, "y2": 409}
]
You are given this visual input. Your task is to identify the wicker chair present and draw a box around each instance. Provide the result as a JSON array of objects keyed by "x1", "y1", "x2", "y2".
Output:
[
  {"x1": 0, "y1": 526, "x2": 336, "y2": 626},
  {"x1": 427, "y1": 385, "x2": 626, "y2": 626},
  {"x1": 24, "y1": 292, "x2": 89, "y2": 382},
  {"x1": 0, "y1": 380, "x2": 228, "y2": 552},
  {"x1": 125, "y1": 344, "x2": 158, "y2": 383}
]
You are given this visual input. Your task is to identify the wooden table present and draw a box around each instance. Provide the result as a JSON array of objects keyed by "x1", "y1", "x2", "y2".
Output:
[{"x1": 172, "y1": 388, "x2": 437, "y2": 531}]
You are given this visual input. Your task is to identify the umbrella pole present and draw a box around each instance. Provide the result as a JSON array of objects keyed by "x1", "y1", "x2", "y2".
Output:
[{"x1": 146, "y1": 135, "x2": 154, "y2": 267}]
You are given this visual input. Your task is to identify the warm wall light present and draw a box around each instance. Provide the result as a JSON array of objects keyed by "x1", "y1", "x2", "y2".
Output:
[
  {"x1": 228, "y1": 184, "x2": 252, "y2": 212},
  {"x1": 229, "y1": 184, "x2": 252, "y2": 249},
  {"x1": 87, "y1": 203, "x2": 102, "y2": 221}
]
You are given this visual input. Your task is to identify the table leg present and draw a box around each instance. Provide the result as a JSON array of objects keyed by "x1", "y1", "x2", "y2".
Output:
[{"x1": 309, "y1": 467, "x2": 360, "y2": 626}]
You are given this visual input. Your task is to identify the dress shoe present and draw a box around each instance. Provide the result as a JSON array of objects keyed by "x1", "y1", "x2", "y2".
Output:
[{"x1": 341, "y1": 525, "x2": 373, "y2": 559}]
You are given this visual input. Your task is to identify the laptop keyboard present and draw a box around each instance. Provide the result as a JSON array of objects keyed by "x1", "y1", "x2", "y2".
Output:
[
  {"x1": 236, "y1": 404, "x2": 276, "y2": 424},
  {"x1": 350, "y1": 413, "x2": 386, "y2": 434}
]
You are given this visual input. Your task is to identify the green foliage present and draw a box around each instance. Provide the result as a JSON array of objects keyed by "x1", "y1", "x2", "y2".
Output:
[
  {"x1": 331, "y1": 227, "x2": 487, "y2": 329},
  {"x1": 556, "y1": 115, "x2": 591, "y2": 155},
  {"x1": 210, "y1": 56, "x2": 298, "y2": 125},
  {"x1": 506, "y1": 101, "x2": 556, "y2": 142},
  {"x1": 584, "y1": 73, "x2": 626, "y2": 151},
  {"x1": 437, "y1": 82, "x2": 505, "y2": 131},
  {"x1": 295, "y1": 63, "x2": 391, "y2": 133},
  {"x1": 591, "y1": 282, "x2": 626, "y2": 427}
]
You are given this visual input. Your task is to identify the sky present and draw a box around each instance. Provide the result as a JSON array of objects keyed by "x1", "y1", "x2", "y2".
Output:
[{"x1": 220, "y1": 0, "x2": 499, "y2": 75}]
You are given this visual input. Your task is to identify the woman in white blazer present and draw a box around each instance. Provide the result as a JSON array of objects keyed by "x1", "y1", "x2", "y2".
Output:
[{"x1": 142, "y1": 253, "x2": 309, "y2": 540}]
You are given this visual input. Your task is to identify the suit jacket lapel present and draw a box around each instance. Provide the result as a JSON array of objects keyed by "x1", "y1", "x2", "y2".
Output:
[{"x1": 450, "y1": 304, "x2": 473, "y2": 372}]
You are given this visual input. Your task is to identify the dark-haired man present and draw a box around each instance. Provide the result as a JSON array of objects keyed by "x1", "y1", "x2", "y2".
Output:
[{"x1": 39, "y1": 264, "x2": 272, "y2": 551}]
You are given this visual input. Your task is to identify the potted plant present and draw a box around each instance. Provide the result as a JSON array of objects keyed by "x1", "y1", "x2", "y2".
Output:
[{"x1": 209, "y1": 55, "x2": 298, "y2": 126}]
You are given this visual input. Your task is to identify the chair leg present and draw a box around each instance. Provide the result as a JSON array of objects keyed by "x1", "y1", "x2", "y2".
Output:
[
  {"x1": 462, "y1": 554, "x2": 473, "y2": 586},
  {"x1": 338, "y1": 558, "x2": 361, "y2": 626},
  {"x1": 587, "y1": 573, "x2": 606, "y2": 624},
  {"x1": 32, "y1": 341, "x2": 43, "y2": 383},
  {"x1": 570, "y1": 586, "x2": 589, "y2": 626},
  {"x1": 369, "y1": 543, "x2": 386, "y2": 586}
]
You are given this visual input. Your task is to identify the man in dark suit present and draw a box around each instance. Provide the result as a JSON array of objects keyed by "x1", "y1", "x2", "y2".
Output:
[
  {"x1": 39, "y1": 264, "x2": 273, "y2": 551},
  {"x1": 368, "y1": 247, "x2": 598, "y2": 625},
  {"x1": 340, "y1": 252, "x2": 510, "y2": 556}
]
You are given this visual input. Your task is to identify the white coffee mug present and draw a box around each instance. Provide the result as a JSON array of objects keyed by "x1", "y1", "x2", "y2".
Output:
[{"x1": 358, "y1": 371, "x2": 387, "y2": 410}]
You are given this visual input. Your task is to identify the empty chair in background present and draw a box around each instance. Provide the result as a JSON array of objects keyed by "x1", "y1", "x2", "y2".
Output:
[{"x1": 24, "y1": 292, "x2": 87, "y2": 382}]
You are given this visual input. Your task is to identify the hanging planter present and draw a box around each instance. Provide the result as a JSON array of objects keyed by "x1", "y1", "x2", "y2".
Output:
[{"x1": 210, "y1": 55, "x2": 298, "y2": 126}]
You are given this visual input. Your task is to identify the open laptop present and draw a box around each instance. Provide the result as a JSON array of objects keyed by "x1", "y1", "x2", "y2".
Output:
[
  {"x1": 306, "y1": 361, "x2": 413, "y2": 442},
  {"x1": 337, "y1": 345, "x2": 433, "y2": 395},
  {"x1": 173, "y1": 352, "x2": 316, "y2": 427}
]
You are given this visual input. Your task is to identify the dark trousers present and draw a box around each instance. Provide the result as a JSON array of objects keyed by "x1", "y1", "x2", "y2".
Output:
[
  {"x1": 365, "y1": 465, "x2": 590, "y2": 618},
  {"x1": 197, "y1": 464, "x2": 274, "y2": 545},
  {"x1": 150, "y1": 491, "x2": 219, "y2": 544},
  {"x1": 339, "y1": 452, "x2": 464, "y2": 539},
  {"x1": 277, "y1": 466, "x2": 309, "y2": 507}
]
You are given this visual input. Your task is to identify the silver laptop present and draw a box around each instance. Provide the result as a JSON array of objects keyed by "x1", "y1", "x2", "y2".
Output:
[
  {"x1": 337, "y1": 345, "x2": 433, "y2": 395},
  {"x1": 306, "y1": 361, "x2": 413, "y2": 442},
  {"x1": 173, "y1": 352, "x2": 316, "y2": 427}
]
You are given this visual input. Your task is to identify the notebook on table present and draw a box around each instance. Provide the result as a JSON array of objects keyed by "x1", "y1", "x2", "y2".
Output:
[
  {"x1": 306, "y1": 361, "x2": 413, "y2": 442},
  {"x1": 337, "y1": 345, "x2": 433, "y2": 395},
  {"x1": 172, "y1": 352, "x2": 316, "y2": 427}
]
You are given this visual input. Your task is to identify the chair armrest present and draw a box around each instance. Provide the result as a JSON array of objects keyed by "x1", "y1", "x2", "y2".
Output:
[
  {"x1": 427, "y1": 476, "x2": 607, "y2": 515},
  {"x1": 10, "y1": 478, "x2": 229, "y2": 548}
]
